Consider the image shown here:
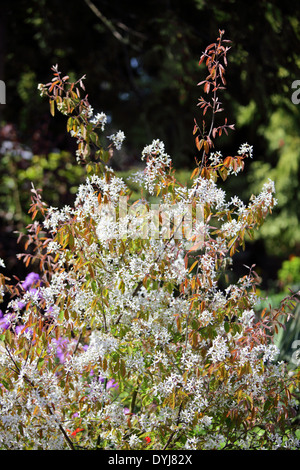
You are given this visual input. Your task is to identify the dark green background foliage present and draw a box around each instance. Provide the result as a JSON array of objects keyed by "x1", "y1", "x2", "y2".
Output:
[{"x1": 0, "y1": 0, "x2": 300, "y2": 291}]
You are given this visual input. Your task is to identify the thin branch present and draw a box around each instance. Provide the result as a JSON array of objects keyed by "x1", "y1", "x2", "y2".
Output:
[
  {"x1": 162, "y1": 402, "x2": 183, "y2": 450},
  {"x1": 83, "y1": 0, "x2": 128, "y2": 45}
]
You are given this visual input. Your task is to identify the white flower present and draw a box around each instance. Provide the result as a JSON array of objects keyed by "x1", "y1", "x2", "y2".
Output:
[
  {"x1": 262, "y1": 344, "x2": 280, "y2": 363},
  {"x1": 130, "y1": 140, "x2": 171, "y2": 195},
  {"x1": 238, "y1": 142, "x2": 253, "y2": 158},
  {"x1": 249, "y1": 178, "x2": 277, "y2": 212},
  {"x1": 43, "y1": 206, "x2": 73, "y2": 231},
  {"x1": 57, "y1": 100, "x2": 69, "y2": 115},
  {"x1": 240, "y1": 309, "x2": 255, "y2": 327},
  {"x1": 199, "y1": 309, "x2": 214, "y2": 326},
  {"x1": 230, "y1": 196, "x2": 246, "y2": 215},
  {"x1": 0, "y1": 258, "x2": 5, "y2": 269},
  {"x1": 141, "y1": 139, "x2": 171, "y2": 166},
  {"x1": 125, "y1": 351, "x2": 145, "y2": 373},
  {"x1": 209, "y1": 150, "x2": 222, "y2": 166},
  {"x1": 221, "y1": 218, "x2": 243, "y2": 238},
  {"x1": 208, "y1": 335, "x2": 230, "y2": 363},
  {"x1": 189, "y1": 177, "x2": 226, "y2": 210},
  {"x1": 90, "y1": 112, "x2": 107, "y2": 130},
  {"x1": 84, "y1": 104, "x2": 94, "y2": 118},
  {"x1": 107, "y1": 130, "x2": 125, "y2": 150},
  {"x1": 199, "y1": 415, "x2": 213, "y2": 427},
  {"x1": 46, "y1": 241, "x2": 61, "y2": 254},
  {"x1": 37, "y1": 83, "x2": 46, "y2": 97},
  {"x1": 262, "y1": 178, "x2": 275, "y2": 194},
  {"x1": 128, "y1": 434, "x2": 141, "y2": 448},
  {"x1": 184, "y1": 436, "x2": 199, "y2": 449}
]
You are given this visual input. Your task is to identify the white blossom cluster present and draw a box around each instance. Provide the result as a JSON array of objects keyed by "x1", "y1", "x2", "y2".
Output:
[
  {"x1": 238, "y1": 142, "x2": 253, "y2": 158},
  {"x1": 107, "y1": 130, "x2": 126, "y2": 150},
  {"x1": 207, "y1": 334, "x2": 230, "y2": 362},
  {"x1": 208, "y1": 143, "x2": 253, "y2": 176},
  {"x1": 209, "y1": 150, "x2": 223, "y2": 166},
  {"x1": 43, "y1": 205, "x2": 74, "y2": 231},
  {"x1": 37, "y1": 83, "x2": 47, "y2": 97},
  {"x1": 90, "y1": 111, "x2": 107, "y2": 130},
  {"x1": 76, "y1": 174, "x2": 127, "y2": 211},
  {"x1": 249, "y1": 178, "x2": 277, "y2": 213},
  {"x1": 189, "y1": 176, "x2": 226, "y2": 210},
  {"x1": 131, "y1": 139, "x2": 172, "y2": 195}
]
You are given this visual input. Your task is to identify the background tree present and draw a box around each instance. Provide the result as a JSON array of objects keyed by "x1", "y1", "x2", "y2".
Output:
[{"x1": 1, "y1": 0, "x2": 300, "y2": 286}]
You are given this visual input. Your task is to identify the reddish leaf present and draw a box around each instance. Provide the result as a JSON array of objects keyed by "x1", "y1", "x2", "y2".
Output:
[{"x1": 204, "y1": 82, "x2": 210, "y2": 94}]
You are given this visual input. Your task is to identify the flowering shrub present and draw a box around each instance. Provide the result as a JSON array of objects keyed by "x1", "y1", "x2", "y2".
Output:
[{"x1": 0, "y1": 31, "x2": 299, "y2": 450}]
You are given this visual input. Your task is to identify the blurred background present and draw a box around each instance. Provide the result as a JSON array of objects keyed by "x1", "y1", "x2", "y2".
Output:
[{"x1": 0, "y1": 0, "x2": 299, "y2": 364}]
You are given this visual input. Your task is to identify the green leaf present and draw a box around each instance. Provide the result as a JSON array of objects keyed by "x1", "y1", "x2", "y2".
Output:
[
  {"x1": 58, "y1": 310, "x2": 64, "y2": 323},
  {"x1": 50, "y1": 99, "x2": 55, "y2": 116},
  {"x1": 68, "y1": 232, "x2": 74, "y2": 249},
  {"x1": 119, "y1": 279, "x2": 125, "y2": 294},
  {"x1": 37, "y1": 357, "x2": 45, "y2": 370},
  {"x1": 102, "y1": 151, "x2": 110, "y2": 163},
  {"x1": 264, "y1": 399, "x2": 272, "y2": 412},
  {"x1": 0, "y1": 379, "x2": 9, "y2": 389},
  {"x1": 67, "y1": 117, "x2": 73, "y2": 132},
  {"x1": 120, "y1": 360, "x2": 126, "y2": 378},
  {"x1": 90, "y1": 131, "x2": 99, "y2": 146},
  {"x1": 80, "y1": 123, "x2": 87, "y2": 140}
]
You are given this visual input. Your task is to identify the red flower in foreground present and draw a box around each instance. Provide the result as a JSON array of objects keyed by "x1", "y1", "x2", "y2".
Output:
[
  {"x1": 145, "y1": 436, "x2": 151, "y2": 444},
  {"x1": 67, "y1": 427, "x2": 84, "y2": 437}
]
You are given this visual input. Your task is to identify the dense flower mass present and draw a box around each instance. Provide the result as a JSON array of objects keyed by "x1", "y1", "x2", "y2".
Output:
[{"x1": 0, "y1": 31, "x2": 298, "y2": 450}]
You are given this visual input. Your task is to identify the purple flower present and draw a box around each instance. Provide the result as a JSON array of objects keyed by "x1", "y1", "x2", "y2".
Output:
[
  {"x1": 17, "y1": 287, "x2": 41, "y2": 311},
  {"x1": 22, "y1": 272, "x2": 41, "y2": 291},
  {"x1": 51, "y1": 337, "x2": 77, "y2": 364},
  {"x1": 15, "y1": 325, "x2": 23, "y2": 335},
  {"x1": 15, "y1": 324, "x2": 31, "y2": 336},
  {"x1": 99, "y1": 376, "x2": 119, "y2": 390},
  {"x1": 106, "y1": 379, "x2": 119, "y2": 390},
  {"x1": 0, "y1": 311, "x2": 11, "y2": 330},
  {"x1": 53, "y1": 337, "x2": 70, "y2": 363}
]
